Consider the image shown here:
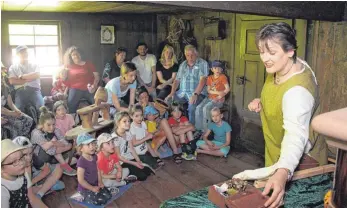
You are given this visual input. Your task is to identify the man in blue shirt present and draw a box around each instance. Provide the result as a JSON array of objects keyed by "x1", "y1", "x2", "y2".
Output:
[{"x1": 166, "y1": 45, "x2": 208, "y2": 125}]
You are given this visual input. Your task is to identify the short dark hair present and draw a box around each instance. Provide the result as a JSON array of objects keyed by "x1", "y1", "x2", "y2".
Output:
[
  {"x1": 115, "y1": 47, "x2": 127, "y2": 56},
  {"x1": 256, "y1": 22, "x2": 297, "y2": 63},
  {"x1": 136, "y1": 42, "x2": 147, "y2": 49},
  {"x1": 120, "y1": 61, "x2": 137, "y2": 76},
  {"x1": 135, "y1": 86, "x2": 148, "y2": 101}
]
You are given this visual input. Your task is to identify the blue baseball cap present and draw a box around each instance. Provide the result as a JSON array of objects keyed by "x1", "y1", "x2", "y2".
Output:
[
  {"x1": 15, "y1": 45, "x2": 28, "y2": 54},
  {"x1": 76, "y1": 133, "x2": 96, "y2": 146},
  {"x1": 144, "y1": 105, "x2": 158, "y2": 117},
  {"x1": 211, "y1": 60, "x2": 224, "y2": 70}
]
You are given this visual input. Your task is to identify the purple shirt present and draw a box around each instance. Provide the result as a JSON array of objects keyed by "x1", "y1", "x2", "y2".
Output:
[{"x1": 77, "y1": 155, "x2": 98, "y2": 192}]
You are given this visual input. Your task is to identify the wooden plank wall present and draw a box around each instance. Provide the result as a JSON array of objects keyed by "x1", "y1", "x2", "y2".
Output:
[{"x1": 1, "y1": 11, "x2": 157, "y2": 75}]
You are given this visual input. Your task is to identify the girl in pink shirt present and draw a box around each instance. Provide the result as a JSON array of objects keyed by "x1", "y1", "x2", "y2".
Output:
[{"x1": 53, "y1": 101, "x2": 75, "y2": 136}]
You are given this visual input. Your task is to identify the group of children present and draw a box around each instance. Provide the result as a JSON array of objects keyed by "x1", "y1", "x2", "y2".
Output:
[{"x1": 1, "y1": 60, "x2": 233, "y2": 207}]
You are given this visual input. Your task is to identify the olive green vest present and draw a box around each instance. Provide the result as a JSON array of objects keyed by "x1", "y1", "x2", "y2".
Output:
[{"x1": 260, "y1": 62, "x2": 327, "y2": 167}]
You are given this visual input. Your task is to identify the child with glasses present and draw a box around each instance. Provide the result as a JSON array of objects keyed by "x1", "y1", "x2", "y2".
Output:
[
  {"x1": 13, "y1": 136, "x2": 65, "y2": 200},
  {"x1": 1, "y1": 139, "x2": 47, "y2": 208},
  {"x1": 76, "y1": 133, "x2": 112, "y2": 206}
]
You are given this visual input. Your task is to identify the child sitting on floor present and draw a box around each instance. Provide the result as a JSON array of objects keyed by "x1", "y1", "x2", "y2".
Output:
[
  {"x1": 13, "y1": 136, "x2": 64, "y2": 200},
  {"x1": 76, "y1": 133, "x2": 112, "y2": 206},
  {"x1": 196, "y1": 107, "x2": 232, "y2": 157},
  {"x1": 144, "y1": 105, "x2": 167, "y2": 156},
  {"x1": 195, "y1": 61, "x2": 230, "y2": 132},
  {"x1": 53, "y1": 100, "x2": 75, "y2": 136},
  {"x1": 97, "y1": 133, "x2": 137, "y2": 188},
  {"x1": 167, "y1": 102, "x2": 197, "y2": 160},
  {"x1": 1, "y1": 139, "x2": 47, "y2": 208},
  {"x1": 112, "y1": 111, "x2": 154, "y2": 181},
  {"x1": 43, "y1": 72, "x2": 68, "y2": 104},
  {"x1": 31, "y1": 106, "x2": 76, "y2": 176},
  {"x1": 130, "y1": 104, "x2": 164, "y2": 168}
]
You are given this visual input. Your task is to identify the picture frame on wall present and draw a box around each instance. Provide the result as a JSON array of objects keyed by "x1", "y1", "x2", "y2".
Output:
[{"x1": 101, "y1": 25, "x2": 115, "y2": 44}]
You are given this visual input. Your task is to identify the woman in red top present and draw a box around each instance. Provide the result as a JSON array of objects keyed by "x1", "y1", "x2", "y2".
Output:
[{"x1": 61, "y1": 46, "x2": 100, "y2": 113}]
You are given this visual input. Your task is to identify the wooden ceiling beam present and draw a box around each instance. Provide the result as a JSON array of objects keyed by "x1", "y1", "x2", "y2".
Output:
[{"x1": 141, "y1": 1, "x2": 346, "y2": 21}]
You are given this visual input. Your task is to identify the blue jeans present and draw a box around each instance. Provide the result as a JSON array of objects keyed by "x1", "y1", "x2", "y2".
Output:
[
  {"x1": 67, "y1": 88, "x2": 94, "y2": 113},
  {"x1": 195, "y1": 98, "x2": 224, "y2": 131},
  {"x1": 15, "y1": 86, "x2": 44, "y2": 112},
  {"x1": 173, "y1": 93, "x2": 205, "y2": 125}
]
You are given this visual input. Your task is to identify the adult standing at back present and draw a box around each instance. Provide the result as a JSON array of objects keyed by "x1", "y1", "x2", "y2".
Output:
[
  {"x1": 166, "y1": 44, "x2": 209, "y2": 125},
  {"x1": 8, "y1": 45, "x2": 44, "y2": 113},
  {"x1": 131, "y1": 42, "x2": 157, "y2": 99},
  {"x1": 61, "y1": 46, "x2": 100, "y2": 114},
  {"x1": 102, "y1": 47, "x2": 127, "y2": 85}
]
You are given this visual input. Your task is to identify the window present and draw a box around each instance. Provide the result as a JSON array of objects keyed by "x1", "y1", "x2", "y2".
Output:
[{"x1": 9, "y1": 23, "x2": 61, "y2": 76}]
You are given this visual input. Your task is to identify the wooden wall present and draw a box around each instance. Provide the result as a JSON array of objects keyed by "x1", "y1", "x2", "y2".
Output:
[{"x1": 1, "y1": 11, "x2": 157, "y2": 75}]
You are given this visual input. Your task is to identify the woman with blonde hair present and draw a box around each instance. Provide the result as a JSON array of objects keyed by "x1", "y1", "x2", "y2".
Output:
[{"x1": 156, "y1": 45, "x2": 179, "y2": 100}]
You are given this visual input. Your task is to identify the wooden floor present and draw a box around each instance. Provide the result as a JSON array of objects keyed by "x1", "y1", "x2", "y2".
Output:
[{"x1": 43, "y1": 151, "x2": 264, "y2": 208}]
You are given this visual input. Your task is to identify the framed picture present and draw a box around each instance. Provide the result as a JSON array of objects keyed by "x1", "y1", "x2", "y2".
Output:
[{"x1": 101, "y1": 25, "x2": 115, "y2": 44}]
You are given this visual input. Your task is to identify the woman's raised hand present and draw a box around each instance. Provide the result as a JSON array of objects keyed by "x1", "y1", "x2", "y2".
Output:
[{"x1": 248, "y1": 98, "x2": 262, "y2": 113}]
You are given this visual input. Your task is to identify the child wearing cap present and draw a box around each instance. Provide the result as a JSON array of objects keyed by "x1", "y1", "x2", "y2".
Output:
[
  {"x1": 1, "y1": 139, "x2": 47, "y2": 208},
  {"x1": 143, "y1": 105, "x2": 167, "y2": 159},
  {"x1": 168, "y1": 102, "x2": 197, "y2": 160},
  {"x1": 76, "y1": 133, "x2": 112, "y2": 206},
  {"x1": 112, "y1": 111, "x2": 153, "y2": 181},
  {"x1": 31, "y1": 106, "x2": 76, "y2": 176},
  {"x1": 97, "y1": 133, "x2": 136, "y2": 188},
  {"x1": 12, "y1": 136, "x2": 65, "y2": 199},
  {"x1": 53, "y1": 100, "x2": 75, "y2": 136},
  {"x1": 195, "y1": 60, "x2": 230, "y2": 132},
  {"x1": 130, "y1": 104, "x2": 164, "y2": 168}
]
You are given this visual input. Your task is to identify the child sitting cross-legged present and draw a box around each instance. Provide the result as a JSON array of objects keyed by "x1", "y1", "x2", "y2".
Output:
[
  {"x1": 54, "y1": 100, "x2": 75, "y2": 136},
  {"x1": 196, "y1": 107, "x2": 232, "y2": 157},
  {"x1": 130, "y1": 104, "x2": 164, "y2": 168},
  {"x1": 76, "y1": 133, "x2": 112, "y2": 206},
  {"x1": 167, "y1": 102, "x2": 197, "y2": 160},
  {"x1": 97, "y1": 133, "x2": 137, "y2": 189},
  {"x1": 13, "y1": 136, "x2": 65, "y2": 200},
  {"x1": 31, "y1": 106, "x2": 76, "y2": 176},
  {"x1": 112, "y1": 111, "x2": 154, "y2": 181}
]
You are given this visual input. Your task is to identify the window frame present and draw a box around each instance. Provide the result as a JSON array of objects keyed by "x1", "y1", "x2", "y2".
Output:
[{"x1": 8, "y1": 20, "x2": 62, "y2": 77}]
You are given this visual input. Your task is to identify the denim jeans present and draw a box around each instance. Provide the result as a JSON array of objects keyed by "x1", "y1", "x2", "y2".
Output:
[
  {"x1": 195, "y1": 98, "x2": 224, "y2": 131},
  {"x1": 15, "y1": 86, "x2": 44, "y2": 113},
  {"x1": 173, "y1": 93, "x2": 205, "y2": 125},
  {"x1": 67, "y1": 88, "x2": 94, "y2": 113}
]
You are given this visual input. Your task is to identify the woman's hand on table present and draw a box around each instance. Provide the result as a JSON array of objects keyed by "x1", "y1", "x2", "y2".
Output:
[
  {"x1": 262, "y1": 168, "x2": 288, "y2": 208},
  {"x1": 248, "y1": 98, "x2": 262, "y2": 113}
]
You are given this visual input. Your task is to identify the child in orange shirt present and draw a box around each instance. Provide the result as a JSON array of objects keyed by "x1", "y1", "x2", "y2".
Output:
[{"x1": 195, "y1": 61, "x2": 230, "y2": 132}]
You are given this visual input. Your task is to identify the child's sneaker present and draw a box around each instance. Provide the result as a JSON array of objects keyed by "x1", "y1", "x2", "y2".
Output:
[
  {"x1": 182, "y1": 152, "x2": 195, "y2": 161},
  {"x1": 61, "y1": 163, "x2": 77, "y2": 176},
  {"x1": 124, "y1": 175, "x2": 137, "y2": 184},
  {"x1": 51, "y1": 180, "x2": 65, "y2": 191},
  {"x1": 108, "y1": 187, "x2": 120, "y2": 196}
]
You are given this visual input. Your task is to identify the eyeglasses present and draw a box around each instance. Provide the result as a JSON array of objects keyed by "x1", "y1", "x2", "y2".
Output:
[{"x1": 2, "y1": 154, "x2": 26, "y2": 167}]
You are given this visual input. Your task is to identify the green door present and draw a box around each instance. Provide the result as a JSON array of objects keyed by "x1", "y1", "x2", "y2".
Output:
[{"x1": 234, "y1": 15, "x2": 293, "y2": 125}]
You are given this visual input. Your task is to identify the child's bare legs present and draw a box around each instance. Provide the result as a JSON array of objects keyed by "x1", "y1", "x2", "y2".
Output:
[
  {"x1": 159, "y1": 119, "x2": 180, "y2": 155},
  {"x1": 37, "y1": 165, "x2": 64, "y2": 197},
  {"x1": 179, "y1": 133, "x2": 186, "y2": 143},
  {"x1": 54, "y1": 143, "x2": 77, "y2": 176},
  {"x1": 196, "y1": 144, "x2": 224, "y2": 157},
  {"x1": 147, "y1": 143, "x2": 159, "y2": 157},
  {"x1": 186, "y1": 130, "x2": 194, "y2": 142}
]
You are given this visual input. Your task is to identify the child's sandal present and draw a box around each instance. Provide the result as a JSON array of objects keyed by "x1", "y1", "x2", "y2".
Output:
[
  {"x1": 173, "y1": 154, "x2": 183, "y2": 164},
  {"x1": 157, "y1": 158, "x2": 165, "y2": 166}
]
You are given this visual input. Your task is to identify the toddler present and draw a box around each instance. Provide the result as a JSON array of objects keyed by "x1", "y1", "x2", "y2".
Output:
[
  {"x1": 53, "y1": 100, "x2": 75, "y2": 136},
  {"x1": 44, "y1": 72, "x2": 68, "y2": 104},
  {"x1": 76, "y1": 133, "x2": 112, "y2": 206}
]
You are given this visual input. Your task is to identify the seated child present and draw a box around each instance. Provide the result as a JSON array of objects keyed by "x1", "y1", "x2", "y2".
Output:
[
  {"x1": 31, "y1": 106, "x2": 76, "y2": 176},
  {"x1": 13, "y1": 136, "x2": 64, "y2": 200},
  {"x1": 112, "y1": 111, "x2": 153, "y2": 181},
  {"x1": 144, "y1": 105, "x2": 167, "y2": 156},
  {"x1": 76, "y1": 133, "x2": 112, "y2": 206},
  {"x1": 1, "y1": 139, "x2": 47, "y2": 208},
  {"x1": 97, "y1": 133, "x2": 137, "y2": 188},
  {"x1": 53, "y1": 101, "x2": 75, "y2": 136},
  {"x1": 130, "y1": 104, "x2": 164, "y2": 168},
  {"x1": 167, "y1": 103, "x2": 197, "y2": 160},
  {"x1": 196, "y1": 107, "x2": 232, "y2": 157},
  {"x1": 195, "y1": 61, "x2": 230, "y2": 132},
  {"x1": 44, "y1": 73, "x2": 68, "y2": 104}
]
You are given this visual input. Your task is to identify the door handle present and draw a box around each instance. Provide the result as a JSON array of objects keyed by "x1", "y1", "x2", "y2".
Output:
[{"x1": 236, "y1": 75, "x2": 250, "y2": 85}]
